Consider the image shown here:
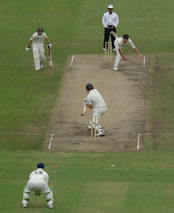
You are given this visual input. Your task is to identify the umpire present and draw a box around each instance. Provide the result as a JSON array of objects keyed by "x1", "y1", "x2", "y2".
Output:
[{"x1": 102, "y1": 5, "x2": 119, "y2": 51}]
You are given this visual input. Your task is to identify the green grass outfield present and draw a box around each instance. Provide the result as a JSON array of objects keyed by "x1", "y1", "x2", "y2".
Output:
[
  {"x1": 0, "y1": 0, "x2": 174, "y2": 212},
  {"x1": 1, "y1": 151, "x2": 174, "y2": 213}
]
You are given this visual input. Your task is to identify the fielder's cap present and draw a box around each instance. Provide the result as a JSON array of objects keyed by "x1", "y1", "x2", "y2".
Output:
[
  {"x1": 37, "y1": 162, "x2": 45, "y2": 168},
  {"x1": 108, "y1": 4, "x2": 114, "y2": 9},
  {"x1": 37, "y1": 27, "x2": 44, "y2": 33},
  {"x1": 86, "y1": 83, "x2": 94, "y2": 91}
]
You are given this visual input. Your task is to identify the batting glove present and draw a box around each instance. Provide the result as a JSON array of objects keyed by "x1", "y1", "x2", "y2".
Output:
[
  {"x1": 25, "y1": 47, "x2": 30, "y2": 52},
  {"x1": 48, "y1": 43, "x2": 52, "y2": 48}
]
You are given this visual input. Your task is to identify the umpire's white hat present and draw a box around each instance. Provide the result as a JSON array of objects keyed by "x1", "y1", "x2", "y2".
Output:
[{"x1": 108, "y1": 4, "x2": 114, "y2": 9}]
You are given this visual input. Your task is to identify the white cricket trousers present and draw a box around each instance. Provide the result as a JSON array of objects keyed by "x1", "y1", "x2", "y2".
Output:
[
  {"x1": 113, "y1": 49, "x2": 122, "y2": 69},
  {"x1": 32, "y1": 43, "x2": 46, "y2": 70},
  {"x1": 92, "y1": 106, "x2": 107, "y2": 124},
  {"x1": 22, "y1": 180, "x2": 53, "y2": 208}
]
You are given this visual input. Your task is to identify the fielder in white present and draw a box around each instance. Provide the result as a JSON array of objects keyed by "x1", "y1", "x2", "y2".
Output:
[
  {"x1": 22, "y1": 162, "x2": 54, "y2": 209},
  {"x1": 26, "y1": 27, "x2": 52, "y2": 71},
  {"x1": 81, "y1": 83, "x2": 107, "y2": 136},
  {"x1": 113, "y1": 34, "x2": 143, "y2": 71}
]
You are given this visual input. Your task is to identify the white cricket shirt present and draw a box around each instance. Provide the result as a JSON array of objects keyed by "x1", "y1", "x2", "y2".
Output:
[
  {"x1": 102, "y1": 12, "x2": 119, "y2": 28},
  {"x1": 30, "y1": 32, "x2": 48, "y2": 45},
  {"x1": 29, "y1": 168, "x2": 49, "y2": 184},
  {"x1": 114, "y1": 37, "x2": 136, "y2": 49},
  {"x1": 87, "y1": 89, "x2": 107, "y2": 109}
]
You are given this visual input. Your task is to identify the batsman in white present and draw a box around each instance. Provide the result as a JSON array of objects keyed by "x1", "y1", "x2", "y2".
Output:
[
  {"x1": 81, "y1": 83, "x2": 107, "y2": 136},
  {"x1": 22, "y1": 162, "x2": 54, "y2": 209},
  {"x1": 25, "y1": 27, "x2": 52, "y2": 71},
  {"x1": 113, "y1": 34, "x2": 143, "y2": 71}
]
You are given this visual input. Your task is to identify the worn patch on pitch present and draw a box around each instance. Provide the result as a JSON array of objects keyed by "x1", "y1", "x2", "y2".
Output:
[{"x1": 44, "y1": 54, "x2": 147, "y2": 152}]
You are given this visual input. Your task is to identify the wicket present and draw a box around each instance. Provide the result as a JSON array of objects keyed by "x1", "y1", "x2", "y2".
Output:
[
  {"x1": 91, "y1": 116, "x2": 100, "y2": 140},
  {"x1": 105, "y1": 41, "x2": 112, "y2": 62}
]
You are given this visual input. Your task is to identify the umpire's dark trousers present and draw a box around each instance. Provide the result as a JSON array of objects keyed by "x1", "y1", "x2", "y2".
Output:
[{"x1": 103, "y1": 26, "x2": 116, "y2": 49}]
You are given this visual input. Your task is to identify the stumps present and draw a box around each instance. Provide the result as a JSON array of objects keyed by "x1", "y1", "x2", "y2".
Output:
[
  {"x1": 105, "y1": 42, "x2": 112, "y2": 62},
  {"x1": 91, "y1": 116, "x2": 100, "y2": 140}
]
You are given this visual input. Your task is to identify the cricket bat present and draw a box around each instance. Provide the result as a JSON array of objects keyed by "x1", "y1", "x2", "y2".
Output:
[
  {"x1": 81, "y1": 103, "x2": 87, "y2": 116},
  {"x1": 48, "y1": 47, "x2": 53, "y2": 68}
]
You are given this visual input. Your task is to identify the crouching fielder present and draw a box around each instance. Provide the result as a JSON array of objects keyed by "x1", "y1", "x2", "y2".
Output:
[
  {"x1": 81, "y1": 83, "x2": 107, "y2": 136},
  {"x1": 25, "y1": 27, "x2": 52, "y2": 71},
  {"x1": 113, "y1": 34, "x2": 143, "y2": 71},
  {"x1": 22, "y1": 162, "x2": 54, "y2": 209}
]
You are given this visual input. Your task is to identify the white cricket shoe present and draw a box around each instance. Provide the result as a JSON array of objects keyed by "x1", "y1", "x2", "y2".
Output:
[
  {"x1": 48, "y1": 200, "x2": 54, "y2": 209},
  {"x1": 22, "y1": 200, "x2": 28, "y2": 208},
  {"x1": 96, "y1": 128, "x2": 105, "y2": 136},
  {"x1": 22, "y1": 203, "x2": 27, "y2": 208},
  {"x1": 113, "y1": 67, "x2": 118, "y2": 71},
  {"x1": 102, "y1": 48, "x2": 106, "y2": 51}
]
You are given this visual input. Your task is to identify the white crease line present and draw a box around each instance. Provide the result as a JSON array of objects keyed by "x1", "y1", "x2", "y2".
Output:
[
  {"x1": 70, "y1": 55, "x2": 75, "y2": 67},
  {"x1": 137, "y1": 134, "x2": 140, "y2": 151},
  {"x1": 143, "y1": 56, "x2": 146, "y2": 67},
  {"x1": 139, "y1": 133, "x2": 174, "y2": 136},
  {"x1": 48, "y1": 133, "x2": 54, "y2": 150}
]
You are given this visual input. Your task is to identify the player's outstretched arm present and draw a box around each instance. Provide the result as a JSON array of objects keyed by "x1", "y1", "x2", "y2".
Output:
[
  {"x1": 118, "y1": 49, "x2": 127, "y2": 60},
  {"x1": 134, "y1": 48, "x2": 144, "y2": 58},
  {"x1": 81, "y1": 104, "x2": 87, "y2": 116},
  {"x1": 81, "y1": 98, "x2": 88, "y2": 116},
  {"x1": 27, "y1": 39, "x2": 32, "y2": 47}
]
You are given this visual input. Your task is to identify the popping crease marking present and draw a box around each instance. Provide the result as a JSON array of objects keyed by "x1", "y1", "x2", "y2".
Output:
[
  {"x1": 70, "y1": 55, "x2": 75, "y2": 67},
  {"x1": 48, "y1": 133, "x2": 54, "y2": 150}
]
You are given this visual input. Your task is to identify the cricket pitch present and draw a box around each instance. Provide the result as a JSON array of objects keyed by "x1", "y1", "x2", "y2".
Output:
[{"x1": 45, "y1": 54, "x2": 147, "y2": 152}]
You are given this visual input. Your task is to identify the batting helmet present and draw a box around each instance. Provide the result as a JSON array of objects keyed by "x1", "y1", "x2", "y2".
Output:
[
  {"x1": 37, "y1": 162, "x2": 45, "y2": 168},
  {"x1": 37, "y1": 27, "x2": 44, "y2": 33},
  {"x1": 86, "y1": 83, "x2": 94, "y2": 91}
]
